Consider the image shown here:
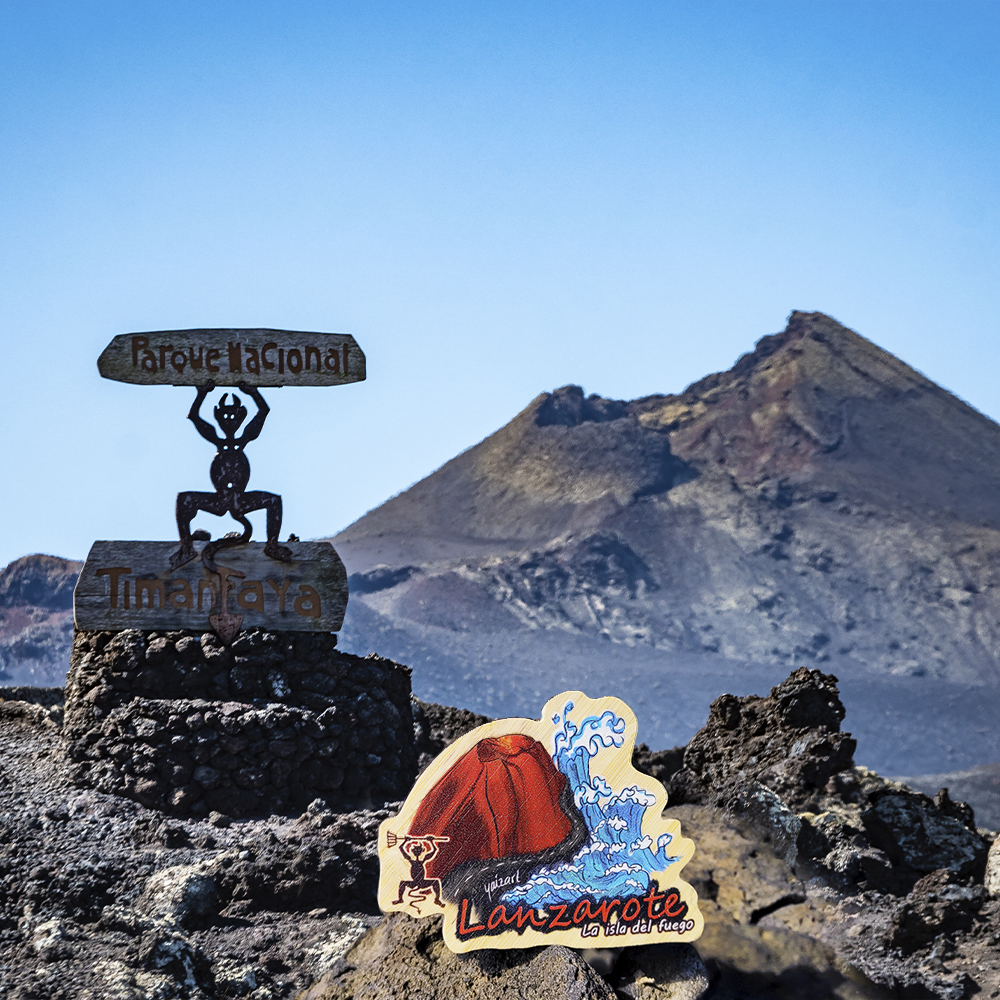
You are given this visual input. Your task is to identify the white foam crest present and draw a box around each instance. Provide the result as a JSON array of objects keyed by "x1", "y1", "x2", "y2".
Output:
[
  {"x1": 579, "y1": 781, "x2": 610, "y2": 805},
  {"x1": 617, "y1": 786, "x2": 657, "y2": 806},
  {"x1": 606, "y1": 862, "x2": 643, "y2": 876}
]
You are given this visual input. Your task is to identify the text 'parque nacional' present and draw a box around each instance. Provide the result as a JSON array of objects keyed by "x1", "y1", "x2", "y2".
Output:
[{"x1": 98, "y1": 328, "x2": 366, "y2": 387}]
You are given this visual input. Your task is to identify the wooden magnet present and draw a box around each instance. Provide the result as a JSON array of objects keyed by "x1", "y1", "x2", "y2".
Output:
[{"x1": 378, "y1": 691, "x2": 703, "y2": 953}]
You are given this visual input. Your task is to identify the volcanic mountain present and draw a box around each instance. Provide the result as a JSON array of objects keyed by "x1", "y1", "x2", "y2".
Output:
[
  {"x1": 0, "y1": 554, "x2": 80, "y2": 685},
  {"x1": 333, "y1": 311, "x2": 1000, "y2": 774}
]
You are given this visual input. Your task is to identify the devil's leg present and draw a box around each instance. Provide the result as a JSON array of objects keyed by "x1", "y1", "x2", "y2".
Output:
[
  {"x1": 172, "y1": 491, "x2": 228, "y2": 568},
  {"x1": 392, "y1": 881, "x2": 414, "y2": 905},
  {"x1": 237, "y1": 490, "x2": 292, "y2": 561}
]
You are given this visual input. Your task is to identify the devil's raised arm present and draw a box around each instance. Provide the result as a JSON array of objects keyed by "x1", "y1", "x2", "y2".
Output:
[
  {"x1": 238, "y1": 383, "x2": 269, "y2": 442},
  {"x1": 188, "y1": 383, "x2": 220, "y2": 444}
]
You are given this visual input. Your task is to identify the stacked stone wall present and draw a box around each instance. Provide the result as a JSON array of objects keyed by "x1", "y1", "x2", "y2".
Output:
[{"x1": 64, "y1": 628, "x2": 416, "y2": 818}]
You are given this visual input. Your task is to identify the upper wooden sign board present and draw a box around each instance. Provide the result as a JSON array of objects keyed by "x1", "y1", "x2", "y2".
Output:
[
  {"x1": 98, "y1": 329, "x2": 366, "y2": 387},
  {"x1": 74, "y1": 540, "x2": 348, "y2": 635}
]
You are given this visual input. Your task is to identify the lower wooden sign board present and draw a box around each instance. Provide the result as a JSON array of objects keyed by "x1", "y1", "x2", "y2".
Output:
[
  {"x1": 74, "y1": 540, "x2": 347, "y2": 636},
  {"x1": 378, "y1": 691, "x2": 703, "y2": 953}
]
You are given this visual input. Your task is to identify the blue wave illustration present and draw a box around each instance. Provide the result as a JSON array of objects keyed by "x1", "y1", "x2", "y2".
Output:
[{"x1": 501, "y1": 701, "x2": 681, "y2": 908}]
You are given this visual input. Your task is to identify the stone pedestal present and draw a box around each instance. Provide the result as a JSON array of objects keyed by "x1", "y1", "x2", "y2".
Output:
[{"x1": 64, "y1": 628, "x2": 416, "y2": 818}]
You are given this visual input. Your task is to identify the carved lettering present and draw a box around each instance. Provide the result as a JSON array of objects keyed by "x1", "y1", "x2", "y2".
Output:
[
  {"x1": 237, "y1": 579, "x2": 265, "y2": 610},
  {"x1": 131, "y1": 336, "x2": 149, "y2": 367},
  {"x1": 96, "y1": 567, "x2": 131, "y2": 609},
  {"x1": 266, "y1": 578, "x2": 291, "y2": 612},
  {"x1": 76, "y1": 542, "x2": 346, "y2": 632},
  {"x1": 215, "y1": 564, "x2": 245, "y2": 613},
  {"x1": 293, "y1": 584, "x2": 321, "y2": 618},
  {"x1": 198, "y1": 578, "x2": 215, "y2": 611},
  {"x1": 167, "y1": 579, "x2": 194, "y2": 608},
  {"x1": 135, "y1": 577, "x2": 165, "y2": 609},
  {"x1": 101, "y1": 331, "x2": 364, "y2": 387}
]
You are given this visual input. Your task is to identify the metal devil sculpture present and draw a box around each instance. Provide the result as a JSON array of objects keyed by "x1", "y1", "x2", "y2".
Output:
[
  {"x1": 75, "y1": 328, "x2": 366, "y2": 642},
  {"x1": 171, "y1": 382, "x2": 291, "y2": 572}
]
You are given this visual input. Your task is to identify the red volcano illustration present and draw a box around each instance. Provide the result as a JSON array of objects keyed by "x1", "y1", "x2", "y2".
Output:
[{"x1": 409, "y1": 733, "x2": 574, "y2": 881}]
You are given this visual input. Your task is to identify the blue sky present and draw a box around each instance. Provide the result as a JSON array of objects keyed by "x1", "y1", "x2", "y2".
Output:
[{"x1": 1, "y1": 1, "x2": 998, "y2": 567}]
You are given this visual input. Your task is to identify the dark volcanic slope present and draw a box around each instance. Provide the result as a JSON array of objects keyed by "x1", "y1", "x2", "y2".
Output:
[
  {"x1": 0, "y1": 554, "x2": 81, "y2": 686},
  {"x1": 333, "y1": 312, "x2": 1000, "y2": 773}
]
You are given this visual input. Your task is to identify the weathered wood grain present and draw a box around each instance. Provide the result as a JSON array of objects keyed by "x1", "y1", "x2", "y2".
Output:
[
  {"x1": 98, "y1": 329, "x2": 366, "y2": 387},
  {"x1": 74, "y1": 540, "x2": 347, "y2": 633}
]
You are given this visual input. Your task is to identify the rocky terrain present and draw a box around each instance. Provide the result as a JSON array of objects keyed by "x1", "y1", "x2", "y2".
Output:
[
  {"x1": 900, "y1": 765, "x2": 1000, "y2": 832},
  {"x1": 1, "y1": 667, "x2": 999, "y2": 999},
  {"x1": 329, "y1": 312, "x2": 1000, "y2": 776}
]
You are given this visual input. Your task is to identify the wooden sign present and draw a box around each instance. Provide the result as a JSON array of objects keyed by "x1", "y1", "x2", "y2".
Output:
[
  {"x1": 74, "y1": 540, "x2": 347, "y2": 635},
  {"x1": 378, "y1": 692, "x2": 703, "y2": 953},
  {"x1": 98, "y1": 329, "x2": 365, "y2": 387}
]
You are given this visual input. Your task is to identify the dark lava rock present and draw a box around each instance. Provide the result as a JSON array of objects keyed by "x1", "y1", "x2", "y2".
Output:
[
  {"x1": 411, "y1": 698, "x2": 491, "y2": 773},
  {"x1": 64, "y1": 628, "x2": 417, "y2": 817},
  {"x1": 664, "y1": 668, "x2": 990, "y2": 894},
  {"x1": 860, "y1": 781, "x2": 986, "y2": 879},
  {"x1": 535, "y1": 384, "x2": 629, "y2": 428},
  {"x1": 669, "y1": 667, "x2": 857, "y2": 813},
  {"x1": 0, "y1": 704, "x2": 391, "y2": 998},
  {"x1": 299, "y1": 912, "x2": 621, "y2": 1000},
  {"x1": 632, "y1": 743, "x2": 685, "y2": 787},
  {"x1": 889, "y1": 869, "x2": 985, "y2": 955}
]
